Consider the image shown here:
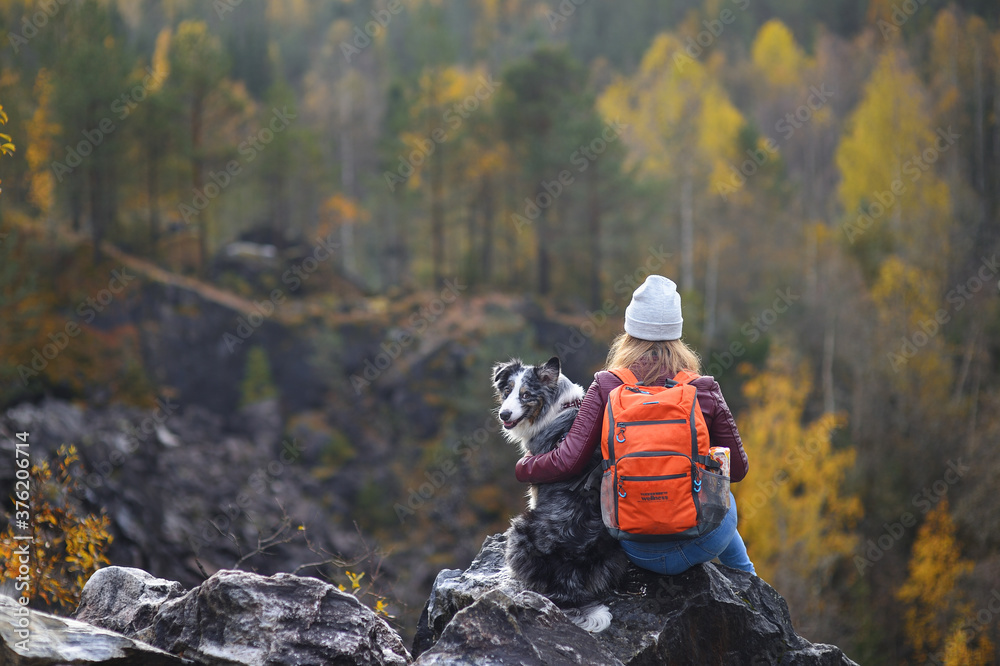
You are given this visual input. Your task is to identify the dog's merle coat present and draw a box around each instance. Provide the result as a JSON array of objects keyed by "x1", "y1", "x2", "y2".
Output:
[{"x1": 493, "y1": 357, "x2": 629, "y2": 631}]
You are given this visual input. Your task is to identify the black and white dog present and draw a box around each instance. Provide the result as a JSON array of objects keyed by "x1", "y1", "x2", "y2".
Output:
[{"x1": 492, "y1": 356, "x2": 629, "y2": 632}]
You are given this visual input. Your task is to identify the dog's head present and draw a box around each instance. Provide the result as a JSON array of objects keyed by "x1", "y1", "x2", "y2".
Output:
[{"x1": 492, "y1": 356, "x2": 564, "y2": 434}]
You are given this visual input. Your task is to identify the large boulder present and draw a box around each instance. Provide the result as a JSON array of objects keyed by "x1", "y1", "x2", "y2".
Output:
[
  {"x1": 412, "y1": 532, "x2": 859, "y2": 666},
  {"x1": 75, "y1": 566, "x2": 186, "y2": 638},
  {"x1": 0, "y1": 595, "x2": 182, "y2": 666},
  {"x1": 77, "y1": 566, "x2": 411, "y2": 666}
]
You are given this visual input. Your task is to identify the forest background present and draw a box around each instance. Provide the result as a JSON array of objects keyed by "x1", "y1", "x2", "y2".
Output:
[{"x1": 1, "y1": 0, "x2": 999, "y2": 663}]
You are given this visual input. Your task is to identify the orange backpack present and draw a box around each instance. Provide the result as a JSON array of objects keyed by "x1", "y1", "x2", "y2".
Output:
[{"x1": 600, "y1": 368, "x2": 729, "y2": 541}]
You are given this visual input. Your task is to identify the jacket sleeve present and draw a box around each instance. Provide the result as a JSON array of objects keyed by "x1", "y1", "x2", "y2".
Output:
[
  {"x1": 695, "y1": 377, "x2": 749, "y2": 482},
  {"x1": 514, "y1": 374, "x2": 609, "y2": 484}
]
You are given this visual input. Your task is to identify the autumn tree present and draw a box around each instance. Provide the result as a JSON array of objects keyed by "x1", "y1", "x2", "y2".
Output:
[
  {"x1": 597, "y1": 32, "x2": 745, "y2": 345},
  {"x1": 896, "y1": 499, "x2": 985, "y2": 664},
  {"x1": 24, "y1": 70, "x2": 57, "y2": 223},
  {"x1": 131, "y1": 27, "x2": 176, "y2": 255},
  {"x1": 0, "y1": 446, "x2": 113, "y2": 611},
  {"x1": 170, "y1": 19, "x2": 230, "y2": 272},
  {"x1": 733, "y1": 351, "x2": 862, "y2": 633},
  {"x1": 496, "y1": 47, "x2": 593, "y2": 296},
  {"x1": 50, "y1": 0, "x2": 133, "y2": 254},
  {"x1": 836, "y1": 47, "x2": 952, "y2": 282}
]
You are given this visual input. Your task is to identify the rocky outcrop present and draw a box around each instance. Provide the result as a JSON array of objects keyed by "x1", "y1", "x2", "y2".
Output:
[
  {"x1": 0, "y1": 398, "x2": 359, "y2": 593},
  {"x1": 3, "y1": 536, "x2": 859, "y2": 666},
  {"x1": 0, "y1": 594, "x2": 182, "y2": 665},
  {"x1": 75, "y1": 566, "x2": 411, "y2": 666},
  {"x1": 412, "y1": 533, "x2": 859, "y2": 666}
]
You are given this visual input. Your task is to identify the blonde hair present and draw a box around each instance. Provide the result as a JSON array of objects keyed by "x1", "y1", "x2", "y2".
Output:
[{"x1": 605, "y1": 333, "x2": 701, "y2": 385}]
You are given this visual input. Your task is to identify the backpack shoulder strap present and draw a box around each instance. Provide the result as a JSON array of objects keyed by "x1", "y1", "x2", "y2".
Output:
[
  {"x1": 608, "y1": 367, "x2": 638, "y2": 385},
  {"x1": 672, "y1": 370, "x2": 701, "y2": 385}
]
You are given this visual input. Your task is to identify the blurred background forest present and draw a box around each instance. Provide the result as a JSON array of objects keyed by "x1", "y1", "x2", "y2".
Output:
[{"x1": 1, "y1": 0, "x2": 999, "y2": 663}]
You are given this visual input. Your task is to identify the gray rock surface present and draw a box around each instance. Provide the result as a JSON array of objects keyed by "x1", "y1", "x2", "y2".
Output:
[
  {"x1": 77, "y1": 566, "x2": 411, "y2": 666},
  {"x1": 75, "y1": 566, "x2": 186, "y2": 639},
  {"x1": 412, "y1": 532, "x2": 859, "y2": 666},
  {"x1": 0, "y1": 594, "x2": 182, "y2": 666},
  {"x1": 414, "y1": 588, "x2": 623, "y2": 666}
]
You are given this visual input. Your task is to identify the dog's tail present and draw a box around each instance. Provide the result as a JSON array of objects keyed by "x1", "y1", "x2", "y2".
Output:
[{"x1": 563, "y1": 603, "x2": 612, "y2": 633}]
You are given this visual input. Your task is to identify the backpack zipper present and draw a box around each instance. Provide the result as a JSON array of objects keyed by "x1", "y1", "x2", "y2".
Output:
[{"x1": 620, "y1": 473, "x2": 687, "y2": 482}]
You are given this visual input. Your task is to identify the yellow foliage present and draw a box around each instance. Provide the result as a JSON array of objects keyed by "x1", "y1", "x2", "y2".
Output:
[
  {"x1": 733, "y1": 352, "x2": 862, "y2": 616},
  {"x1": 943, "y1": 624, "x2": 994, "y2": 666},
  {"x1": 835, "y1": 48, "x2": 951, "y2": 273},
  {"x1": 596, "y1": 32, "x2": 745, "y2": 195},
  {"x1": 751, "y1": 20, "x2": 813, "y2": 87},
  {"x1": 870, "y1": 256, "x2": 941, "y2": 329},
  {"x1": 0, "y1": 445, "x2": 113, "y2": 611},
  {"x1": 870, "y1": 256, "x2": 952, "y2": 398},
  {"x1": 897, "y1": 499, "x2": 973, "y2": 662},
  {"x1": 149, "y1": 27, "x2": 172, "y2": 92},
  {"x1": 25, "y1": 69, "x2": 59, "y2": 215},
  {"x1": 322, "y1": 193, "x2": 370, "y2": 228},
  {"x1": 0, "y1": 100, "x2": 14, "y2": 193}
]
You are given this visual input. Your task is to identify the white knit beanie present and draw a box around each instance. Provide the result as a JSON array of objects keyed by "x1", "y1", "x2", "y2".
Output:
[{"x1": 624, "y1": 275, "x2": 683, "y2": 341}]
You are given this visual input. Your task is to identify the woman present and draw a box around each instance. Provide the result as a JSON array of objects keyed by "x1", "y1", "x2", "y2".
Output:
[{"x1": 515, "y1": 275, "x2": 756, "y2": 575}]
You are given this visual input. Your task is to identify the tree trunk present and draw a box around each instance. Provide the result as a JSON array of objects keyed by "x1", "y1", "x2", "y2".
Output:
[
  {"x1": 680, "y1": 173, "x2": 694, "y2": 293},
  {"x1": 480, "y1": 173, "x2": 494, "y2": 283},
  {"x1": 850, "y1": 361, "x2": 864, "y2": 441},
  {"x1": 339, "y1": 90, "x2": 358, "y2": 278},
  {"x1": 88, "y1": 164, "x2": 105, "y2": 262},
  {"x1": 704, "y1": 239, "x2": 718, "y2": 350},
  {"x1": 148, "y1": 144, "x2": 161, "y2": 257},
  {"x1": 191, "y1": 91, "x2": 207, "y2": 273},
  {"x1": 822, "y1": 313, "x2": 836, "y2": 414},
  {"x1": 427, "y1": 76, "x2": 445, "y2": 290},
  {"x1": 430, "y1": 141, "x2": 445, "y2": 290},
  {"x1": 538, "y1": 208, "x2": 551, "y2": 296},
  {"x1": 587, "y1": 165, "x2": 601, "y2": 310},
  {"x1": 973, "y1": 41, "x2": 985, "y2": 194}
]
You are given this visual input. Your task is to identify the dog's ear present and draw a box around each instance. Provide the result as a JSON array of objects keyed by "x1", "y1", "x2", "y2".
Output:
[
  {"x1": 492, "y1": 360, "x2": 519, "y2": 390},
  {"x1": 536, "y1": 356, "x2": 561, "y2": 385}
]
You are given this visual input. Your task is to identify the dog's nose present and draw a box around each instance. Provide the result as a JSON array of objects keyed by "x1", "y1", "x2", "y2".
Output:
[{"x1": 499, "y1": 409, "x2": 512, "y2": 421}]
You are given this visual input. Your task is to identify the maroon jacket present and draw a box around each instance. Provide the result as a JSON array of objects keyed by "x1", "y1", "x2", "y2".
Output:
[{"x1": 514, "y1": 368, "x2": 749, "y2": 484}]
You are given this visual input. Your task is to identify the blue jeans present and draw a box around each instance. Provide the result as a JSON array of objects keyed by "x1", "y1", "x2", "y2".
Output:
[{"x1": 620, "y1": 492, "x2": 756, "y2": 575}]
